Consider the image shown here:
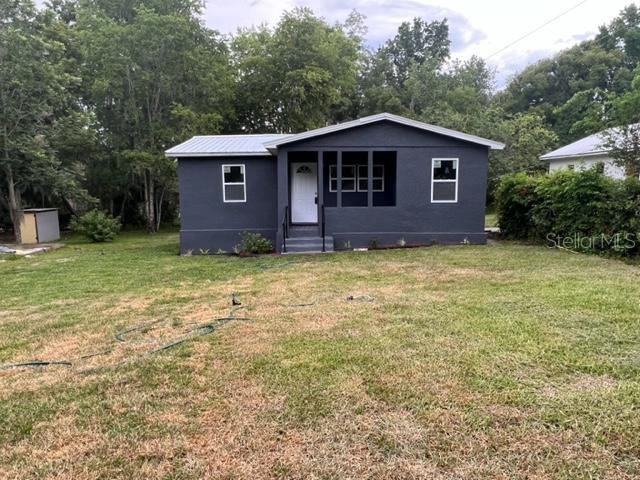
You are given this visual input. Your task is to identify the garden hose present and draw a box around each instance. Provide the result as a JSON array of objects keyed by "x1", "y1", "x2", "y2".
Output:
[
  {"x1": 0, "y1": 292, "x2": 374, "y2": 372},
  {"x1": 0, "y1": 360, "x2": 72, "y2": 371}
]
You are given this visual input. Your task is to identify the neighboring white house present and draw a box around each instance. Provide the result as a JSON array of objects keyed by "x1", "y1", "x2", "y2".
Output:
[{"x1": 541, "y1": 128, "x2": 627, "y2": 179}]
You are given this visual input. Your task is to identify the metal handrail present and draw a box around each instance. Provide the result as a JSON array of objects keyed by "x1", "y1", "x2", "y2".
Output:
[
  {"x1": 282, "y1": 205, "x2": 289, "y2": 253},
  {"x1": 321, "y1": 204, "x2": 326, "y2": 252}
]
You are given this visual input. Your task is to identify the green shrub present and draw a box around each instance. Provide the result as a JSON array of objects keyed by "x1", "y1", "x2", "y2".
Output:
[
  {"x1": 495, "y1": 167, "x2": 640, "y2": 256},
  {"x1": 495, "y1": 172, "x2": 540, "y2": 239},
  {"x1": 531, "y1": 168, "x2": 617, "y2": 240},
  {"x1": 71, "y1": 210, "x2": 121, "y2": 242},
  {"x1": 235, "y1": 231, "x2": 273, "y2": 255}
]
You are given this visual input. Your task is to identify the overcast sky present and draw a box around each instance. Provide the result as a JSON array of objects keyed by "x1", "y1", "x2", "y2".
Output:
[{"x1": 204, "y1": 0, "x2": 634, "y2": 87}]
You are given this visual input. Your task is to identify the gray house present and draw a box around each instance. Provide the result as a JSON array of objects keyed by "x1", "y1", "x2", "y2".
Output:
[{"x1": 166, "y1": 113, "x2": 504, "y2": 254}]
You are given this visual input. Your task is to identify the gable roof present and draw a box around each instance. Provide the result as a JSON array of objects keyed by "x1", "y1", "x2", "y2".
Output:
[
  {"x1": 165, "y1": 113, "x2": 505, "y2": 157},
  {"x1": 541, "y1": 131, "x2": 610, "y2": 161},
  {"x1": 263, "y1": 113, "x2": 505, "y2": 151},
  {"x1": 540, "y1": 124, "x2": 640, "y2": 161},
  {"x1": 165, "y1": 134, "x2": 289, "y2": 157}
]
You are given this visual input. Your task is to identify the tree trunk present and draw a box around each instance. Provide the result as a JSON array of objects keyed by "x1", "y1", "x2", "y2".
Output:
[
  {"x1": 119, "y1": 195, "x2": 127, "y2": 222},
  {"x1": 155, "y1": 186, "x2": 165, "y2": 232},
  {"x1": 3, "y1": 126, "x2": 22, "y2": 243},
  {"x1": 5, "y1": 164, "x2": 22, "y2": 244},
  {"x1": 143, "y1": 170, "x2": 157, "y2": 233}
]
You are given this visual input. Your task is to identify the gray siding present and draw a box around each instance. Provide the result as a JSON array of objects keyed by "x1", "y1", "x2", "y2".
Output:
[
  {"x1": 178, "y1": 156, "x2": 277, "y2": 254},
  {"x1": 35, "y1": 210, "x2": 60, "y2": 243},
  {"x1": 177, "y1": 120, "x2": 490, "y2": 254},
  {"x1": 276, "y1": 121, "x2": 488, "y2": 250}
]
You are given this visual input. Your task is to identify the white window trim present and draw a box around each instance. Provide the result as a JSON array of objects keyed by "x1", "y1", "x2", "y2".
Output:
[
  {"x1": 329, "y1": 164, "x2": 356, "y2": 192},
  {"x1": 357, "y1": 165, "x2": 385, "y2": 192},
  {"x1": 222, "y1": 164, "x2": 246, "y2": 203},
  {"x1": 431, "y1": 158, "x2": 458, "y2": 203}
]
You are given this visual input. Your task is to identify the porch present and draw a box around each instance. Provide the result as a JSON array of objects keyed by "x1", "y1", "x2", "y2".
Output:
[{"x1": 281, "y1": 150, "x2": 398, "y2": 253}]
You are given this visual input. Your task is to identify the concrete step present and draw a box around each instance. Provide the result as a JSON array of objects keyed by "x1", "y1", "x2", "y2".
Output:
[
  {"x1": 286, "y1": 226, "x2": 320, "y2": 238},
  {"x1": 284, "y1": 236, "x2": 334, "y2": 253}
]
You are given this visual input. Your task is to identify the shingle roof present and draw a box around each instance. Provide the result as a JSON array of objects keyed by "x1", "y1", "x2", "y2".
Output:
[
  {"x1": 165, "y1": 134, "x2": 290, "y2": 157},
  {"x1": 540, "y1": 124, "x2": 640, "y2": 161}
]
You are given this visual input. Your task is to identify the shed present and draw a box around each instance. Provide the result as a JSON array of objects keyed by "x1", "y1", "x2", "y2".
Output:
[{"x1": 19, "y1": 209, "x2": 60, "y2": 244}]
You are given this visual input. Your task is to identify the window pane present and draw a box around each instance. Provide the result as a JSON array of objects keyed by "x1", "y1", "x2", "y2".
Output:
[
  {"x1": 342, "y1": 179, "x2": 355, "y2": 191},
  {"x1": 358, "y1": 165, "x2": 368, "y2": 178},
  {"x1": 373, "y1": 179, "x2": 383, "y2": 191},
  {"x1": 433, "y1": 160, "x2": 457, "y2": 180},
  {"x1": 224, "y1": 165, "x2": 244, "y2": 183},
  {"x1": 330, "y1": 179, "x2": 337, "y2": 191},
  {"x1": 373, "y1": 165, "x2": 384, "y2": 178},
  {"x1": 432, "y1": 182, "x2": 456, "y2": 201},
  {"x1": 342, "y1": 165, "x2": 355, "y2": 178},
  {"x1": 329, "y1": 165, "x2": 337, "y2": 179},
  {"x1": 358, "y1": 179, "x2": 368, "y2": 191},
  {"x1": 224, "y1": 184, "x2": 245, "y2": 201}
]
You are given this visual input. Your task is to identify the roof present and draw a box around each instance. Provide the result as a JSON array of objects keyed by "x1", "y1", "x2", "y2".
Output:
[
  {"x1": 541, "y1": 132, "x2": 610, "y2": 161},
  {"x1": 541, "y1": 124, "x2": 639, "y2": 161},
  {"x1": 165, "y1": 134, "x2": 290, "y2": 157},
  {"x1": 164, "y1": 113, "x2": 505, "y2": 157},
  {"x1": 264, "y1": 113, "x2": 505, "y2": 151},
  {"x1": 22, "y1": 208, "x2": 58, "y2": 213}
]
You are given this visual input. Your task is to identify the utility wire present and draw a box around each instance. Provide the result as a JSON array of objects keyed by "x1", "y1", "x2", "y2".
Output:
[{"x1": 486, "y1": 0, "x2": 589, "y2": 60}]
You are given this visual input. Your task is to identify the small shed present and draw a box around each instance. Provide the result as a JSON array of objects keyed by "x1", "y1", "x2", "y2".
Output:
[{"x1": 19, "y1": 209, "x2": 60, "y2": 244}]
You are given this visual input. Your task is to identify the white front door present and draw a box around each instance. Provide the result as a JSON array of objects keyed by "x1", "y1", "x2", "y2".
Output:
[{"x1": 291, "y1": 162, "x2": 318, "y2": 223}]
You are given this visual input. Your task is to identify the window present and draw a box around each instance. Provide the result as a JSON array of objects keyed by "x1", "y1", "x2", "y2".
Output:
[
  {"x1": 431, "y1": 158, "x2": 458, "y2": 203},
  {"x1": 222, "y1": 164, "x2": 246, "y2": 202},
  {"x1": 329, "y1": 165, "x2": 356, "y2": 192},
  {"x1": 567, "y1": 164, "x2": 575, "y2": 170},
  {"x1": 357, "y1": 165, "x2": 385, "y2": 192}
]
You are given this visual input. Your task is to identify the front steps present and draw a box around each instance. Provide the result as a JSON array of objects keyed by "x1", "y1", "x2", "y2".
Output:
[{"x1": 284, "y1": 226, "x2": 334, "y2": 254}]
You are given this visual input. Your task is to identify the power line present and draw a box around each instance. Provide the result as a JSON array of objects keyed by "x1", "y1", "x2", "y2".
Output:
[{"x1": 486, "y1": 0, "x2": 589, "y2": 60}]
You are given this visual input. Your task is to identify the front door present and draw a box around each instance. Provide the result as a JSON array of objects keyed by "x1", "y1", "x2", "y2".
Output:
[{"x1": 290, "y1": 162, "x2": 318, "y2": 224}]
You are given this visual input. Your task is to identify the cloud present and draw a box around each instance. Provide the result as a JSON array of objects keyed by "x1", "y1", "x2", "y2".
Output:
[
  {"x1": 492, "y1": 48, "x2": 554, "y2": 89},
  {"x1": 203, "y1": 0, "x2": 486, "y2": 53}
]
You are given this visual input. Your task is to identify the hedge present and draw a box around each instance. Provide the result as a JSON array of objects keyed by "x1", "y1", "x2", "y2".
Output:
[{"x1": 495, "y1": 167, "x2": 640, "y2": 256}]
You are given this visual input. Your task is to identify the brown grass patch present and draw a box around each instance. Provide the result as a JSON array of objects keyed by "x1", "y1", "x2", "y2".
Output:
[{"x1": 541, "y1": 374, "x2": 619, "y2": 399}]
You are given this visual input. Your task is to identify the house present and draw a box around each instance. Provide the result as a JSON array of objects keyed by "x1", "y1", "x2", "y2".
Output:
[
  {"x1": 165, "y1": 113, "x2": 505, "y2": 254},
  {"x1": 541, "y1": 126, "x2": 637, "y2": 178}
]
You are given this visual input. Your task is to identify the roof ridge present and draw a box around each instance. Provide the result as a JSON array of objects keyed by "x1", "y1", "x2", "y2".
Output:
[{"x1": 262, "y1": 113, "x2": 505, "y2": 150}]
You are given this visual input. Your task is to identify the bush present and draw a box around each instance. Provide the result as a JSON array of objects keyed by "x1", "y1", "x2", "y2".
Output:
[
  {"x1": 71, "y1": 210, "x2": 121, "y2": 242},
  {"x1": 234, "y1": 231, "x2": 273, "y2": 255},
  {"x1": 495, "y1": 172, "x2": 540, "y2": 239},
  {"x1": 495, "y1": 167, "x2": 640, "y2": 256}
]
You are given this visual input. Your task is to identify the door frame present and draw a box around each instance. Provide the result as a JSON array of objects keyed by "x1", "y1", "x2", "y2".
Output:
[{"x1": 289, "y1": 160, "x2": 319, "y2": 225}]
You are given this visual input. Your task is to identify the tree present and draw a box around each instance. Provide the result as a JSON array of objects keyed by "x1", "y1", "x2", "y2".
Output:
[
  {"x1": 359, "y1": 17, "x2": 450, "y2": 115},
  {"x1": 0, "y1": 0, "x2": 86, "y2": 242},
  {"x1": 78, "y1": 0, "x2": 234, "y2": 231},
  {"x1": 380, "y1": 17, "x2": 450, "y2": 89},
  {"x1": 488, "y1": 113, "x2": 559, "y2": 201},
  {"x1": 231, "y1": 8, "x2": 363, "y2": 133},
  {"x1": 602, "y1": 124, "x2": 640, "y2": 178},
  {"x1": 551, "y1": 88, "x2": 608, "y2": 144}
]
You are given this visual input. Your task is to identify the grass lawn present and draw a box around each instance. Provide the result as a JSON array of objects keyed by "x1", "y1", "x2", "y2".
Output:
[{"x1": 1, "y1": 232, "x2": 640, "y2": 479}]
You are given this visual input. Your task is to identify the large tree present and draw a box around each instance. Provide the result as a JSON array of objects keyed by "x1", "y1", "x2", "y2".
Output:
[
  {"x1": 78, "y1": 0, "x2": 234, "y2": 231},
  {"x1": 0, "y1": 0, "x2": 86, "y2": 242},
  {"x1": 359, "y1": 17, "x2": 450, "y2": 116},
  {"x1": 231, "y1": 8, "x2": 363, "y2": 133}
]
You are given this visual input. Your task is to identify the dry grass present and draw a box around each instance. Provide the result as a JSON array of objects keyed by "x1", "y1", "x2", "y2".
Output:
[{"x1": 1, "y1": 232, "x2": 639, "y2": 479}]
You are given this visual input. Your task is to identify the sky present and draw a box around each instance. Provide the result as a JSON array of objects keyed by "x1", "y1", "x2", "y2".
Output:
[{"x1": 203, "y1": 0, "x2": 634, "y2": 87}]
